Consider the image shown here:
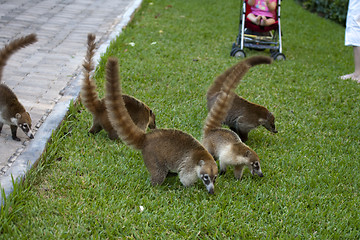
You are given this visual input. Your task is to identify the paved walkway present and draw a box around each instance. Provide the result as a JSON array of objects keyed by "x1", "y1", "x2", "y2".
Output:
[{"x1": 0, "y1": 0, "x2": 142, "y2": 202}]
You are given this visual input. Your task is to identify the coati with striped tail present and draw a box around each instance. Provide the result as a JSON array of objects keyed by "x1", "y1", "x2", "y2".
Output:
[
  {"x1": 0, "y1": 34, "x2": 37, "y2": 141},
  {"x1": 81, "y1": 33, "x2": 156, "y2": 140},
  {"x1": 105, "y1": 57, "x2": 218, "y2": 194},
  {"x1": 202, "y1": 56, "x2": 272, "y2": 179},
  {"x1": 207, "y1": 58, "x2": 277, "y2": 142}
]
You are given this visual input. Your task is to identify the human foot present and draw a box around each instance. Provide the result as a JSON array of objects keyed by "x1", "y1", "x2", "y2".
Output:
[
  {"x1": 255, "y1": 16, "x2": 261, "y2": 25},
  {"x1": 340, "y1": 72, "x2": 360, "y2": 82},
  {"x1": 340, "y1": 73, "x2": 354, "y2": 80},
  {"x1": 260, "y1": 16, "x2": 266, "y2": 26},
  {"x1": 352, "y1": 73, "x2": 360, "y2": 82}
]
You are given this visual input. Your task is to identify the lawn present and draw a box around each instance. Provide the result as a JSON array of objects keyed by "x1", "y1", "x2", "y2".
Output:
[{"x1": 1, "y1": 0, "x2": 359, "y2": 239}]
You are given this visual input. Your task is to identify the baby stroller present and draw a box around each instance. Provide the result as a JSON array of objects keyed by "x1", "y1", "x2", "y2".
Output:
[{"x1": 230, "y1": 0, "x2": 285, "y2": 60}]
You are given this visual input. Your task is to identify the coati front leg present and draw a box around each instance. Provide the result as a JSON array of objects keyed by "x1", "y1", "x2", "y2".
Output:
[
  {"x1": 234, "y1": 165, "x2": 245, "y2": 180},
  {"x1": 107, "y1": 131, "x2": 118, "y2": 140},
  {"x1": 89, "y1": 116, "x2": 117, "y2": 140},
  {"x1": 10, "y1": 125, "x2": 21, "y2": 141},
  {"x1": 219, "y1": 160, "x2": 228, "y2": 175},
  {"x1": 238, "y1": 131, "x2": 249, "y2": 142},
  {"x1": 89, "y1": 120, "x2": 102, "y2": 135},
  {"x1": 89, "y1": 123, "x2": 117, "y2": 140}
]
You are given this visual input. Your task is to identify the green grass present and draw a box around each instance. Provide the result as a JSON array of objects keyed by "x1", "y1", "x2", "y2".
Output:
[{"x1": 1, "y1": 0, "x2": 359, "y2": 238}]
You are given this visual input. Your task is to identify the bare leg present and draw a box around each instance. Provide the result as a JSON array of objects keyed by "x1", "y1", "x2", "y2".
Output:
[
  {"x1": 247, "y1": 13, "x2": 261, "y2": 25},
  {"x1": 260, "y1": 16, "x2": 275, "y2": 26},
  {"x1": 353, "y1": 46, "x2": 360, "y2": 82},
  {"x1": 341, "y1": 46, "x2": 360, "y2": 82}
]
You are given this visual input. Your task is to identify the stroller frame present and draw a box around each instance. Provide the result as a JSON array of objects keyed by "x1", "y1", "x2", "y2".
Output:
[{"x1": 230, "y1": 0, "x2": 285, "y2": 60}]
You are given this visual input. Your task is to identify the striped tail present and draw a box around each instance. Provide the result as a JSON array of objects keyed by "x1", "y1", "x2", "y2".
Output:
[
  {"x1": 0, "y1": 33, "x2": 37, "y2": 82},
  {"x1": 105, "y1": 57, "x2": 146, "y2": 150},
  {"x1": 80, "y1": 33, "x2": 103, "y2": 113}
]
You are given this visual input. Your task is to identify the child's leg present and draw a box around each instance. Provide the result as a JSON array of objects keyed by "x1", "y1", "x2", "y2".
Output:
[
  {"x1": 247, "y1": 13, "x2": 261, "y2": 25},
  {"x1": 260, "y1": 16, "x2": 276, "y2": 26}
]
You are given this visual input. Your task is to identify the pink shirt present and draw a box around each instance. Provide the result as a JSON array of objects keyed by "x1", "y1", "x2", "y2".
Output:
[{"x1": 250, "y1": 0, "x2": 276, "y2": 18}]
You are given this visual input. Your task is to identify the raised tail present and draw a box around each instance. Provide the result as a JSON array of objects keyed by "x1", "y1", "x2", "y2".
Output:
[
  {"x1": 80, "y1": 33, "x2": 103, "y2": 113},
  {"x1": 0, "y1": 33, "x2": 37, "y2": 82},
  {"x1": 105, "y1": 57, "x2": 146, "y2": 150},
  {"x1": 203, "y1": 56, "x2": 272, "y2": 135},
  {"x1": 206, "y1": 55, "x2": 272, "y2": 100}
]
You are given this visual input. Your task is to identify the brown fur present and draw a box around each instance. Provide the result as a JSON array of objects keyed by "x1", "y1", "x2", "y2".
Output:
[
  {"x1": 0, "y1": 34, "x2": 37, "y2": 141},
  {"x1": 207, "y1": 56, "x2": 277, "y2": 142},
  {"x1": 203, "y1": 56, "x2": 272, "y2": 179},
  {"x1": 105, "y1": 57, "x2": 218, "y2": 194},
  {"x1": 80, "y1": 33, "x2": 156, "y2": 140}
]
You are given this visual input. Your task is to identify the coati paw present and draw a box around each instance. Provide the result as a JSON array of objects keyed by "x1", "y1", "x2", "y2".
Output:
[
  {"x1": 234, "y1": 173, "x2": 243, "y2": 180},
  {"x1": 12, "y1": 136, "x2": 21, "y2": 141},
  {"x1": 108, "y1": 132, "x2": 119, "y2": 140},
  {"x1": 219, "y1": 169, "x2": 227, "y2": 175}
]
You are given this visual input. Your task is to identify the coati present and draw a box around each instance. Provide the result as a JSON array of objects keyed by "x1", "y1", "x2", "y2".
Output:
[
  {"x1": 105, "y1": 57, "x2": 218, "y2": 194},
  {"x1": 207, "y1": 58, "x2": 278, "y2": 142},
  {"x1": 202, "y1": 56, "x2": 272, "y2": 179},
  {"x1": 81, "y1": 33, "x2": 156, "y2": 140},
  {"x1": 0, "y1": 34, "x2": 37, "y2": 141}
]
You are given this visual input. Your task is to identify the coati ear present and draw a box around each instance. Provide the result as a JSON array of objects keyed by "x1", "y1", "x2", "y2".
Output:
[
  {"x1": 245, "y1": 150, "x2": 251, "y2": 158},
  {"x1": 199, "y1": 160, "x2": 205, "y2": 166},
  {"x1": 15, "y1": 113, "x2": 21, "y2": 119}
]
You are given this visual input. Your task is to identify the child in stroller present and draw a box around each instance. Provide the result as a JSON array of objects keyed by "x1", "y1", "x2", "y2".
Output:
[
  {"x1": 247, "y1": 0, "x2": 276, "y2": 27},
  {"x1": 230, "y1": 0, "x2": 285, "y2": 60}
]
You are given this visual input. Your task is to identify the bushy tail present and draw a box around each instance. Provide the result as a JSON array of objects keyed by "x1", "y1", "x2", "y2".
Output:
[
  {"x1": 206, "y1": 55, "x2": 272, "y2": 100},
  {"x1": 105, "y1": 57, "x2": 146, "y2": 150},
  {"x1": 80, "y1": 33, "x2": 103, "y2": 113},
  {"x1": 0, "y1": 33, "x2": 37, "y2": 82},
  {"x1": 203, "y1": 56, "x2": 272, "y2": 135}
]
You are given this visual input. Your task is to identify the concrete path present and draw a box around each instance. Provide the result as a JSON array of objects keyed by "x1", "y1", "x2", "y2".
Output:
[{"x1": 0, "y1": 0, "x2": 142, "y2": 203}]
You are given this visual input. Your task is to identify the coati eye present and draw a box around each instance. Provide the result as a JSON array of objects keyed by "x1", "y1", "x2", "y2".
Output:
[
  {"x1": 20, "y1": 124, "x2": 30, "y2": 132},
  {"x1": 201, "y1": 175, "x2": 210, "y2": 185},
  {"x1": 252, "y1": 162, "x2": 259, "y2": 170}
]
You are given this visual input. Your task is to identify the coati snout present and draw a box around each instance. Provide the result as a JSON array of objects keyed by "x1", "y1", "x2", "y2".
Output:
[
  {"x1": 15, "y1": 112, "x2": 34, "y2": 140},
  {"x1": 198, "y1": 160, "x2": 218, "y2": 194},
  {"x1": 259, "y1": 111, "x2": 277, "y2": 134},
  {"x1": 249, "y1": 160, "x2": 263, "y2": 177}
]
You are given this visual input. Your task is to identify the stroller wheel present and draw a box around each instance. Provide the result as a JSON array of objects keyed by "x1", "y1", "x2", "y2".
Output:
[
  {"x1": 233, "y1": 49, "x2": 246, "y2": 58},
  {"x1": 272, "y1": 52, "x2": 286, "y2": 61}
]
